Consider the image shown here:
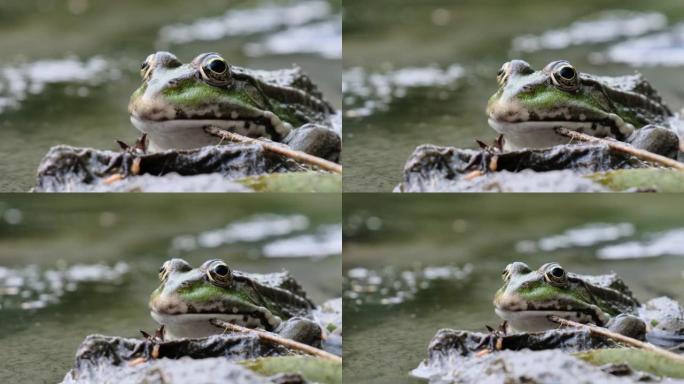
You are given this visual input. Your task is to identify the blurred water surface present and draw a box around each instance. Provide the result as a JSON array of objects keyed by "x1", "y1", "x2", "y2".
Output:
[
  {"x1": 343, "y1": 195, "x2": 684, "y2": 383},
  {"x1": 343, "y1": 0, "x2": 684, "y2": 191},
  {"x1": 0, "y1": 194, "x2": 341, "y2": 382},
  {"x1": 0, "y1": 0, "x2": 341, "y2": 192}
]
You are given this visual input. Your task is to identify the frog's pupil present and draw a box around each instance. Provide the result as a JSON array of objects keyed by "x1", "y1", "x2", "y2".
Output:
[
  {"x1": 559, "y1": 67, "x2": 575, "y2": 80},
  {"x1": 551, "y1": 267, "x2": 564, "y2": 278},
  {"x1": 214, "y1": 264, "x2": 229, "y2": 276},
  {"x1": 208, "y1": 59, "x2": 226, "y2": 74}
]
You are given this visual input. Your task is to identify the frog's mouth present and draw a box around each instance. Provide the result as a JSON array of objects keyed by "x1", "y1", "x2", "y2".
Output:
[
  {"x1": 487, "y1": 116, "x2": 636, "y2": 150},
  {"x1": 130, "y1": 113, "x2": 293, "y2": 150},
  {"x1": 494, "y1": 308, "x2": 598, "y2": 333},
  {"x1": 487, "y1": 119, "x2": 616, "y2": 149},
  {"x1": 151, "y1": 308, "x2": 283, "y2": 339}
]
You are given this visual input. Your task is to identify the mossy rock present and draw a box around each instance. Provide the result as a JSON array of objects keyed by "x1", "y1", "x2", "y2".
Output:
[
  {"x1": 238, "y1": 172, "x2": 341, "y2": 192},
  {"x1": 574, "y1": 348, "x2": 684, "y2": 378},
  {"x1": 588, "y1": 169, "x2": 684, "y2": 192},
  {"x1": 240, "y1": 356, "x2": 341, "y2": 384}
]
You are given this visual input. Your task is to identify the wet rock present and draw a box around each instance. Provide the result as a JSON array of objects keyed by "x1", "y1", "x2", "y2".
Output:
[
  {"x1": 424, "y1": 328, "x2": 616, "y2": 357},
  {"x1": 61, "y1": 334, "x2": 296, "y2": 384},
  {"x1": 33, "y1": 144, "x2": 301, "y2": 192},
  {"x1": 396, "y1": 144, "x2": 647, "y2": 192},
  {"x1": 63, "y1": 356, "x2": 276, "y2": 384},
  {"x1": 413, "y1": 328, "x2": 684, "y2": 383},
  {"x1": 313, "y1": 298, "x2": 343, "y2": 356},
  {"x1": 640, "y1": 297, "x2": 684, "y2": 348},
  {"x1": 413, "y1": 349, "x2": 649, "y2": 384},
  {"x1": 412, "y1": 329, "x2": 659, "y2": 383}
]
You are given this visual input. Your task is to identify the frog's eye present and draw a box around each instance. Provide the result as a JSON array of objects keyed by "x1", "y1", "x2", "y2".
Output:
[
  {"x1": 551, "y1": 64, "x2": 579, "y2": 91},
  {"x1": 205, "y1": 260, "x2": 233, "y2": 287},
  {"x1": 199, "y1": 54, "x2": 231, "y2": 86},
  {"x1": 543, "y1": 263, "x2": 567, "y2": 286}
]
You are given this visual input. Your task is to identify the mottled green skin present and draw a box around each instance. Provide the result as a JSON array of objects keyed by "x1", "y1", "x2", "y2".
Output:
[
  {"x1": 486, "y1": 60, "x2": 675, "y2": 151},
  {"x1": 128, "y1": 51, "x2": 334, "y2": 150},
  {"x1": 149, "y1": 258, "x2": 315, "y2": 330},
  {"x1": 494, "y1": 262, "x2": 638, "y2": 327}
]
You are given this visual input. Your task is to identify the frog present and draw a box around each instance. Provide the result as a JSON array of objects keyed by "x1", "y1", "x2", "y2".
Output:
[
  {"x1": 486, "y1": 60, "x2": 681, "y2": 158},
  {"x1": 493, "y1": 262, "x2": 684, "y2": 347},
  {"x1": 129, "y1": 52, "x2": 341, "y2": 162},
  {"x1": 149, "y1": 258, "x2": 323, "y2": 347}
]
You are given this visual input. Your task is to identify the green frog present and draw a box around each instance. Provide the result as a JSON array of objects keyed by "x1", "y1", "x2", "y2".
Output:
[
  {"x1": 494, "y1": 262, "x2": 684, "y2": 346},
  {"x1": 487, "y1": 60, "x2": 681, "y2": 158},
  {"x1": 129, "y1": 52, "x2": 340, "y2": 161},
  {"x1": 149, "y1": 258, "x2": 322, "y2": 346}
]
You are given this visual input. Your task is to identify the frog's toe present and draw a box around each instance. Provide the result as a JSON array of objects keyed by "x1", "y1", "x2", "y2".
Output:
[
  {"x1": 283, "y1": 125, "x2": 341, "y2": 163},
  {"x1": 277, "y1": 317, "x2": 322, "y2": 347},
  {"x1": 628, "y1": 125, "x2": 679, "y2": 159}
]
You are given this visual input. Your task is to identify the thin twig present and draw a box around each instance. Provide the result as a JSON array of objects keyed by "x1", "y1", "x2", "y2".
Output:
[
  {"x1": 548, "y1": 315, "x2": 684, "y2": 364},
  {"x1": 210, "y1": 319, "x2": 342, "y2": 363},
  {"x1": 204, "y1": 126, "x2": 342, "y2": 174},
  {"x1": 555, "y1": 127, "x2": 684, "y2": 171}
]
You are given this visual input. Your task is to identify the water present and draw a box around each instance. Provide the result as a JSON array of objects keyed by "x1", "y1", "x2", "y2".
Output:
[
  {"x1": 0, "y1": 194, "x2": 342, "y2": 383},
  {"x1": 342, "y1": 195, "x2": 684, "y2": 383},
  {"x1": 343, "y1": 0, "x2": 684, "y2": 192},
  {"x1": 0, "y1": 0, "x2": 342, "y2": 192}
]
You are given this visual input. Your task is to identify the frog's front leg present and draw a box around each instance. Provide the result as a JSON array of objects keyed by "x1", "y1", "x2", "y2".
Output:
[
  {"x1": 627, "y1": 125, "x2": 679, "y2": 159},
  {"x1": 281, "y1": 124, "x2": 341, "y2": 163},
  {"x1": 276, "y1": 317, "x2": 322, "y2": 348},
  {"x1": 606, "y1": 314, "x2": 646, "y2": 341}
]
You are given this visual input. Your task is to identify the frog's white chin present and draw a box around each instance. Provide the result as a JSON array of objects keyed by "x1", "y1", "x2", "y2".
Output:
[
  {"x1": 487, "y1": 119, "x2": 610, "y2": 151},
  {"x1": 494, "y1": 308, "x2": 595, "y2": 333},
  {"x1": 150, "y1": 311, "x2": 280, "y2": 340},
  {"x1": 130, "y1": 116, "x2": 278, "y2": 151}
]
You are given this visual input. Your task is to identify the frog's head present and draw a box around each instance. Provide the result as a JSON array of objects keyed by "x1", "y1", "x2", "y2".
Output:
[
  {"x1": 129, "y1": 52, "x2": 306, "y2": 150},
  {"x1": 486, "y1": 60, "x2": 638, "y2": 149},
  {"x1": 149, "y1": 258, "x2": 284, "y2": 339},
  {"x1": 493, "y1": 262, "x2": 613, "y2": 332}
]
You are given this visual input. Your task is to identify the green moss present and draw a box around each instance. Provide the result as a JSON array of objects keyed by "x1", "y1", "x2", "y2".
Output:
[
  {"x1": 588, "y1": 169, "x2": 684, "y2": 192},
  {"x1": 240, "y1": 356, "x2": 341, "y2": 384},
  {"x1": 575, "y1": 348, "x2": 684, "y2": 378},
  {"x1": 238, "y1": 172, "x2": 342, "y2": 193}
]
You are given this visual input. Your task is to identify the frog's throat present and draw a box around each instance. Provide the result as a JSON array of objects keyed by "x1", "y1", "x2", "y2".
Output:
[
  {"x1": 150, "y1": 309, "x2": 283, "y2": 333},
  {"x1": 487, "y1": 118, "x2": 636, "y2": 150},
  {"x1": 494, "y1": 308, "x2": 605, "y2": 333},
  {"x1": 131, "y1": 115, "x2": 293, "y2": 150}
]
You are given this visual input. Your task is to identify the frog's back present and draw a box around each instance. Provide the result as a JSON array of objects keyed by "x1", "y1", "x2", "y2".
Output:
[
  {"x1": 235, "y1": 270, "x2": 315, "y2": 308},
  {"x1": 581, "y1": 72, "x2": 672, "y2": 123},
  {"x1": 233, "y1": 66, "x2": 327, "y2": 101},
  {"x1": 570, "y1": 272, "x2": 640, "y2": 314}
]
